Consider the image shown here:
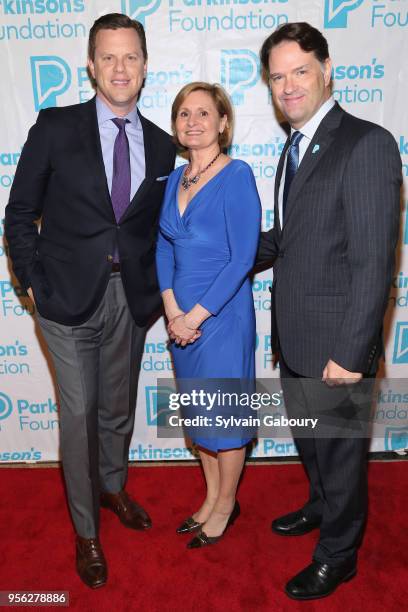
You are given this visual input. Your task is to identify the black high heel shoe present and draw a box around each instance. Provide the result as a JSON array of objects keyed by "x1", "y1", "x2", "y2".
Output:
[
  {"x1": 187, "y1": 501, "x2": 240, "y2": 549},
  {"x1": 176, "y1": 516, "x2": 203, "y2": 534}
]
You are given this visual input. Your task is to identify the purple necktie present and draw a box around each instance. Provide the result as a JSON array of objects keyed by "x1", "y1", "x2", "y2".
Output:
[{"x1": 111, "y1": 118, "x2": 131, "y2": 223}]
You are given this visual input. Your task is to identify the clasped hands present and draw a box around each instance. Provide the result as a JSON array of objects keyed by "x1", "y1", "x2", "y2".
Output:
[{"x1": 167, "y1": 313, "x2": 201, "y2": 347}]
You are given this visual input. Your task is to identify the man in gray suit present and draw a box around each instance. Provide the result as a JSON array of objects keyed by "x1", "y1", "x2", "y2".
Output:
[
  {"x1": 258, "y1": 23, "x2": 401, "y2": 600},
  {"x1": 5, "y1": 14, "x2": 175, "y2": 588}
]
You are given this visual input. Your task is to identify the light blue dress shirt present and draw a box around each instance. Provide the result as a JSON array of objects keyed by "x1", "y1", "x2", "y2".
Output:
[{"x1": 96, "y1": 96, "x2": 145, "y2": 202}]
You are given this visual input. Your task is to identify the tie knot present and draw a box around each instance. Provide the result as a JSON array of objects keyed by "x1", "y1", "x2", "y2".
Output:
[
  {"x1": 112, "y1": 118, "x2": 129, "y2": 131},
  {"x1": 290, "y1": 131, "x2": 303, "y2": 147}
]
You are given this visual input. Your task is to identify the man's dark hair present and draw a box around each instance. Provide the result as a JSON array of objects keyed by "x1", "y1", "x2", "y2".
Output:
[
  {"x1": 260, "y1": 22, "x2": 329, "y2": 77},
  {"x1": 88, "y1": 13, "x2": 147, "y2": 61}
]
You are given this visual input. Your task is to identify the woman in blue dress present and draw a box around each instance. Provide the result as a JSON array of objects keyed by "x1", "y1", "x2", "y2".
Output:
[{"x1": 156, "y1": 82, "x2": 261, "y2": 548}]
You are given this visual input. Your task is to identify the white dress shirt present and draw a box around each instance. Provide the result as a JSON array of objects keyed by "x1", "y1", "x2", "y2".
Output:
[{"x1": 278, "y1": 97, "x2": 335, "y2": 226}]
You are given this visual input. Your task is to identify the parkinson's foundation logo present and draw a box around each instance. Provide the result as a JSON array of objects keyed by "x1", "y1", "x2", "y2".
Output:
[
  {"x1": 221, "y1": 49, "x2": 260, "y2": 106},
  {"x1": 324, "y1": 0, "x2": 365, "y2": 28},
  {"x1": 0, "y1": 391, "x2": 13, "y2": 422},
  {"x1": 384, "y1": 426, "x2": 408, "y2": 452},
  {"x1": 30, "y1": 55, "x2": 71, "y2": 111},
  {"x1": 392, "y1": 322, "x2": 408, "y2": 364},
  {"x1": 121, "y1": 0, "x2": 162, "y2": 26},
  {"x1": 255, "y1": 332, "x2": 275, "y2": 371},
  {"x1": 145, "y1": 385, "x2": 174, "y2": 426}
]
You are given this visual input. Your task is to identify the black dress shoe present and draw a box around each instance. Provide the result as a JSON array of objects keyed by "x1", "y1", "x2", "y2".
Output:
[
  {"x1": 272, "y1": 509, "x2": 321, "y2": 536},
  {"x1": 187, "y1": 501, "x2": 240, "y2": 549},
  {"x1": 176, "y1": 516, "x2": 203, "y2": 534},
  {"x1": 76, "y1": 536, "x2": 107, "y2": 589},
  {"x1": 100, "y1": 489, "x2": 152, "y2": 530},
  {"x1": 285, "y1": 560, "x2": 357, "y2": 600}
]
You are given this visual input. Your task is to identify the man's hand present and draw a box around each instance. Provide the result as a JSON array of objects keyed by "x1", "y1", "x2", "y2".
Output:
[
  {"x1": 27, "y1": 287, "x2": 35, "y2": 305},
  {"x1": 322, "y1": 359, "x2": 362, "y2": 386},
  {"x1": 167, "y1": 315, "x2": 201, "y2": 347}
]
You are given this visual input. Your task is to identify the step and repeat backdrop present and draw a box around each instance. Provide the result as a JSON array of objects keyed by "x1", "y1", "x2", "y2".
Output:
[{"x1": 0, "y1": 0, "x2": 407, "y2": 462}]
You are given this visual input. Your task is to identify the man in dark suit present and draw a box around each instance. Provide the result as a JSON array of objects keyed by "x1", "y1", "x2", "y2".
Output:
[
  {"x1": 258, "y1": 23, "x2": 401, "y2": 600},
  {"x1": 5, "y1": 13, "x2": 175, "y2": 588}
]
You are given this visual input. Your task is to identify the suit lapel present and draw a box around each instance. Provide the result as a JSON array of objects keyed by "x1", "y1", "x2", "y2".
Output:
[
  {"x1": 80, "y1": 100, "x2": 161, "y2": 223},
  {"x1": 120, "y1": 110, "x2": 157, "y2": 221},
  {"x1": 78, "y1": 97, "x2": 114, "y2": 219},
  {"x1": 281, "y1": 104, "x2": 344, "y2": 230}
]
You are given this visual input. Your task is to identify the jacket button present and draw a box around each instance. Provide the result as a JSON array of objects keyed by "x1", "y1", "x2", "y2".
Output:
[
  {"x1": 278, "y1": 250, "x2": 284, "y2": 258},
  {"x1": 107, "y1": 254, "x2": 113, "y2": 262}
]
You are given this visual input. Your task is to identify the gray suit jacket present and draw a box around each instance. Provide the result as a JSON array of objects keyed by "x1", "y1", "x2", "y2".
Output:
[{"x1": 258, "y1": 103, "x2": 402, "y2": 378}]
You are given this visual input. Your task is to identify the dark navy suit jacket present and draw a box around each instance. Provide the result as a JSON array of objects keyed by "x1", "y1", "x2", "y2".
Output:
[{"x1": 5, "y1": 97, "x2": 176, "y2": 326}]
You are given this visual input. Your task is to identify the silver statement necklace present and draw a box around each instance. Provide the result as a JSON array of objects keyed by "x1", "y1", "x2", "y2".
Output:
[{"x1": 181, "y1": 151, "x2": 221, "y2": 191}]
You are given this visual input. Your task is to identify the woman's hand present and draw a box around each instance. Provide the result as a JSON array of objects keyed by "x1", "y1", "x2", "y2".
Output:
[
  {"x1": 168, "y1": 314, "x2": 201, "y2": 346},
  {"x1": 162, "y1": 289, "x2": 184, "y2": 327},
  {"x1": 165, "y1": 307, "x2": 184, "y2": 322}
]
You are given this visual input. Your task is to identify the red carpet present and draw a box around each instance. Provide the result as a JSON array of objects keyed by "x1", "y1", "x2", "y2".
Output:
[{"x1": 0, "y1": 462, "x2": 407, "y2": 611}]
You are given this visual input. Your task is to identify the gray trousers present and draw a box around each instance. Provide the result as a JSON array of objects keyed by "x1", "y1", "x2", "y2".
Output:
[{"x1": 37, "y1": 274, "x2": 146, "y2": 538}]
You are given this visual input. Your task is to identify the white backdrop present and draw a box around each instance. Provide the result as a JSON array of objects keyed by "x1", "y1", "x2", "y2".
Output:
[{"x1": 0, "y1": 0, "x2": 407, "y2": 462}]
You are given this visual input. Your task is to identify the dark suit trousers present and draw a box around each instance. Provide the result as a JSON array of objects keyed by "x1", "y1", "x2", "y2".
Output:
[
  {"x1": 37, "y1": 273, "x2": 146, "y2": 538},
  {"x1": 279, "y1": 354, "x2": 374, "y2": 566}
]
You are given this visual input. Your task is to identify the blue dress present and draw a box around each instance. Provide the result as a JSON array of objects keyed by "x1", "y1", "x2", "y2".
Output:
[{"x1": 156, "y1": 159, "x2": 261, "y2": 451}]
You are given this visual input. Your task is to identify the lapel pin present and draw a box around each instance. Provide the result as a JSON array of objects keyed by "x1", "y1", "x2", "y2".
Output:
[{"x1": 312, "y1": 144, "x2": 320, "y2": 154}]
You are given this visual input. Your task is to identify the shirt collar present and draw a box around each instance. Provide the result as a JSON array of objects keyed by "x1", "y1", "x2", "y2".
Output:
[
  {"x1": 291, "y1": 97, "x2": 335, "y2": 141},
  {"x1": 96, "y1": 95, "x2": 140, "y2": 128}
]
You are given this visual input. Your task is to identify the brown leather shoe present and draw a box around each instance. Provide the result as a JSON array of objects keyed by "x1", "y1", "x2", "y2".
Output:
[
  {"x1": 100, "y1": 489, "x2": 152, "y2": 530},
  {"x1": 76, "y1": 536, "x2": 107, "y2": 589}
]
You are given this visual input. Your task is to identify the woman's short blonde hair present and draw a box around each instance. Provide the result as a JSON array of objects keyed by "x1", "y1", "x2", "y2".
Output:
[{"x1": 171, "y1": 82, "x2": 234, "y2": 150}]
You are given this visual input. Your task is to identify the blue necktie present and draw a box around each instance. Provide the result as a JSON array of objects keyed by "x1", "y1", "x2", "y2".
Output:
[
  {"x1": 111, "y1": 118, "x2": 131, "y2": 223},
  {"x1": 282, "y1": 130, "x2": 303, "y2": 223}
]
